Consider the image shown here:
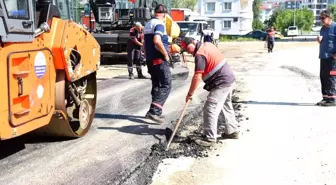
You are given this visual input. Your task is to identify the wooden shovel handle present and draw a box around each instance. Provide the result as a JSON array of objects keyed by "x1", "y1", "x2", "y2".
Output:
[{"x1": 165, "y1": 99, "x2": 192, "y2": 151}]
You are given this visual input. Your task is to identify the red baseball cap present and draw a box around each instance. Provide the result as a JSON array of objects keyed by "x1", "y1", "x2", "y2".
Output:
[{"x1": 180, "y1": 37, "x2": 195, "y2": 51}]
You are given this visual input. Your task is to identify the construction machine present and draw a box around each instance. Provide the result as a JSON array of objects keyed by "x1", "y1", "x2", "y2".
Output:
[
  {"x1": 0, "y1": 0, "x2": 100, "y2": 140},
  {"x1": 86, "y1": 0, "x2": 180, "y2": 63}
]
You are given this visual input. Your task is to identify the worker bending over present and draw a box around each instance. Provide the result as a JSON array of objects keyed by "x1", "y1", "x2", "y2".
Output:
[
  {"x1": 127, "y1": 22, "x2": 147, "y2": 79},
  {"x1": 143, "y1": 4, "x2": 172, "y2": 123},
  {"x1": 181, "y1": 37, "x2": 240, "y2": 147}
]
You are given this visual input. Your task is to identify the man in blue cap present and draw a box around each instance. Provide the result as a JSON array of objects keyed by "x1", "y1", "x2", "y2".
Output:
[{"x1": 143, "y1": 4, "x2": 172, "y2": 123}]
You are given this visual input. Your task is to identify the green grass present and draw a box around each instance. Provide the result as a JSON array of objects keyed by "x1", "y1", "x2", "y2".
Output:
[{"x1": 219, "y1": 35, "x2": 258, "y2": 42}]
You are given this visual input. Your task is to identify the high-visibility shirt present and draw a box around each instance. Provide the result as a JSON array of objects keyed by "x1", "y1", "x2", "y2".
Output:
[{"x1": 194, "y1": 42, "x2": 235, "y2": 91}]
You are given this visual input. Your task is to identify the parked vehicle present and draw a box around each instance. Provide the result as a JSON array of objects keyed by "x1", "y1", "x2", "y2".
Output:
[
  {"x1": 286, "y1": 26, "x2": 299, "y2": 37},
  {"x1": 243, "y1": 30, "x2": 267, "y2": 40},
  {"x1": 176, "y1": 21, "x2": 219, "y2": 43}
]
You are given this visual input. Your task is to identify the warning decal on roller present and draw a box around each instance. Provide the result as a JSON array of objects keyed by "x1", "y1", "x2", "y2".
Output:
[{"x1": 34, "y1": 51, "x2": 47, "y2": 78}]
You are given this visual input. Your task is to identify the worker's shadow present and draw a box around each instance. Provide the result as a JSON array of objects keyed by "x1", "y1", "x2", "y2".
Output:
[
  {"x1": 95, "y1": 113, "x2": 155, "y2": 125},
  {"x1": 97, "y1": 125, "x2": 172, "y2": 143},
  {"x1": 112, "y1": 76, "x2": 149, "y2": 80},
  {"x1": 234, "y1": 100, "x2": 316, "y2": 106}
]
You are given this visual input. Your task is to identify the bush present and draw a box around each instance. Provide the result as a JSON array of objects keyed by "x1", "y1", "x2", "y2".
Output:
[{"x1": 219, "y1": 35, "x2": 258, "y2": 42}]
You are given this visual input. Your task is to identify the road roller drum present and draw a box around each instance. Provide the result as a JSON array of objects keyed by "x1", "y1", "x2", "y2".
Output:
[{"x1": 0, "y1": 1, "x2": 100, "y2": 140}]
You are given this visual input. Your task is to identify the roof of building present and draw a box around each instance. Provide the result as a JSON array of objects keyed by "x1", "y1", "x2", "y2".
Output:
[{"x1": 260, "y1": 2, "x2": 281, "y2": 10}]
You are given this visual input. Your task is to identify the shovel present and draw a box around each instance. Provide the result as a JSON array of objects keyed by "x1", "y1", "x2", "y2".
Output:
[
  {"x1": 166, "y1": 98, "x2": 192, "y2": 151},
  {"x1": 170, "y1": 52, "x2": 189, "y2": 80}
]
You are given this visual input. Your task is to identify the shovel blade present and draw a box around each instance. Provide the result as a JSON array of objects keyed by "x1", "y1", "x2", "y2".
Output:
[{"x1": 170, "y1": 62, "x2": 189, "y2": 80}]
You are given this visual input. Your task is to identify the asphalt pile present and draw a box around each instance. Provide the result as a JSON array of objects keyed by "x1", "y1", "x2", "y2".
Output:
[{"x1": 121, "y1": 89, "x2": 247, "y2": 185}]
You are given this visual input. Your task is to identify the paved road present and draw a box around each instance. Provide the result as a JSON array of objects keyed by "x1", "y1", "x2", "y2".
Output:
[
  {"x1": 151, "y1": 43, "x2": 336, "y2": 185},
  {"x1": 279, "y1": 35, "x2": 318, "y2": 42},
  {"x1": 0, "y1": 71, "x2": 207, "y2": 185},
  {"x1": 1, "y1": 41, "x2": 315, "y2": 185}
]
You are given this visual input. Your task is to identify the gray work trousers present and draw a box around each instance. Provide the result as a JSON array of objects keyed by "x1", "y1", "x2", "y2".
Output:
[{"x1": 203, "y1": 83, "x2": 239, "y2": 141}]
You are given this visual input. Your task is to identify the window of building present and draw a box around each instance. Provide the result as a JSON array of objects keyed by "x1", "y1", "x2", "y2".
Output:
[
  {"x1": 206, "y1": 2, "x2": 216, "y2": 12},
  {"x1": 223, "y1": 20, "x2": 231, "y2": 29},
  {"x1": 207, "y1": 20, "x2": 215, "y2": 29},
  {"x1": 223, "y1": 2, "x2": 232, "y2": 11},
  {"x1": 4, "y1": 0, "x2": 29, "y2": 19}
]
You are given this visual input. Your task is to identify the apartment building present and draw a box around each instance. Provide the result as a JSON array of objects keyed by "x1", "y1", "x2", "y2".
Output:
[
  {"x1": 281, "y1": 0, "x2": 302, "y2": 9},
  {"x1": 196, "y1": 0, "x2": 254, "y2": 35},
  {"x1": 261, "y1": 2, "x2": 280, "y2": 23},
  {"x1": 302, "y1": 0, "x2": 328, "y2": 26}
]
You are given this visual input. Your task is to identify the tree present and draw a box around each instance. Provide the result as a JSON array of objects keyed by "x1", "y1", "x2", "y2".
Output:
[
  {"x1": 172, "y1": 0, "x2": 184, "y2": 9},
  {"x1": 264, "y1": 10, "x2": 280, "y2": 28},
  {"x1": 253, "y1": 19, "x2": 264, "y2": 30},
  {"x1": 295, "y1": 8, "x2": 314, "y2": 31},
  {"x1": 172, "y1": 0, "x2": 197, "y2": 10},
  {"x1": 252, "y1": 0, "x2": 264, "y2": 30},
  {"x1": 274, "y1": 9, "x2": 294, "y2": 33},
  {"x1": 266, "y1": 9, "x2": 314, "y2": 34},
  {"x1": 252, "y1": 0, "x2": 262, "y2": 19},
  {"x1": 328, "y1": 5, "x2": 336, "y2": 20}
]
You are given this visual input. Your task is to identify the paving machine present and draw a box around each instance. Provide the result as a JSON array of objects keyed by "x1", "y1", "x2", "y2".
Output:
[
  {"x1": 87, "y1": 0, "x2": 181, "y2": 63},
  {"x1": 0, "y1": 0, "x2": 100, "y2": 140}
]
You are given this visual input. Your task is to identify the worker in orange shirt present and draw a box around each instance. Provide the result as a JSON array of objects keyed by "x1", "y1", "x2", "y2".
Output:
[
  {"x1": 181, "y1": 37, "x2": 240, "y2": 147},
  {"x1": 127, "y1": 22, "x2": 147, "y2": 79},
  {"x1": 266, "y1": 26, "x2": 276, "y2": 53}
]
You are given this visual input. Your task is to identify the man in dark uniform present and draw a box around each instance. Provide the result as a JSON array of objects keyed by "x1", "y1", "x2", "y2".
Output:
[
  {"x1": 181, "y1": 37, "x2": 239, "y2": 147},
  {"x1": 143, "y1": 4, "x2": 172, "y2": 123},
  {"x1": 127, "y1": 22, "x2": 147, "y2": 79},
  {"x1": 202, "y1": 24, "x2": 214, "y2": 43},
  {"x1": 317, "y1": 10, "x2": 336, "y2": 106}
]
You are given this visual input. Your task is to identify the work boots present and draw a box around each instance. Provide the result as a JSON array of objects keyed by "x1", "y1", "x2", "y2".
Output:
[
  {"x1": 221, "y1": 131, "x2": 239, "y2": 139},
  {"x1": 137, "y1": 67, "x2": 147, "y2": 79},
  {"x1": 194, "y1": 138, "x2": 216, "y2": 147},
  {"x1": 128, "y1": 67, "x2": 134, "y2": 80},
  {"x1": 320, "y1": 101, "x2": 336, "y2": 106},
  {"x1": 316, "y1": 99, "x2": 336, "y2": 106},
  {"x1": 145, "y1": 112, "x2": 163, "y2": 123},
  {"x1": 316, "y1": 99, "x2": 326, "y2": 105}
]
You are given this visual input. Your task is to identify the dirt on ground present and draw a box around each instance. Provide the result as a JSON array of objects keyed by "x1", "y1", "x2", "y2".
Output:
[
  {"x1": 95, "y1": 41, "x2": 319, "y2": 185},
  {"x1": 115, "y1": 41, "x2": 319, "y2": 185}
]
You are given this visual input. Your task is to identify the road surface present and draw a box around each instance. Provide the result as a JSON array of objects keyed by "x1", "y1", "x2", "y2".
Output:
[
  {"x1": 151, "y1": 42, "x2": 336, "y2": 185},
  {"x1": 0, "y1": 41, "x2": 325, "y2": 185}
]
